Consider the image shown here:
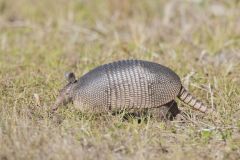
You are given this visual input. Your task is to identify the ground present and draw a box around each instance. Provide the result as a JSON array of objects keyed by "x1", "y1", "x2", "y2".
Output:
[{"x1": 0, "y1": 0, "x2": 240, "y2": 159}]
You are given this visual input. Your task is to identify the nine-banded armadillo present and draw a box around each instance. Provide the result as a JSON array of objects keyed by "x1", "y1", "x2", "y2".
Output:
[{"x1": 52, "y1": 59, "x2": 212, "y2": 115}]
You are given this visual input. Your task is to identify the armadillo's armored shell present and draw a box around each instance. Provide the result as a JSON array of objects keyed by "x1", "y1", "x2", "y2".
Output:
[{"x1": 74, "y1": 60, "x2": 182, "y2": 112}]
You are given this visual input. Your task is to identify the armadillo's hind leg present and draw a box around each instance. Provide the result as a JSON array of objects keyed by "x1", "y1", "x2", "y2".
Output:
[{"x1": 149, "y1": 100, "x2": 181, "y2": 121}]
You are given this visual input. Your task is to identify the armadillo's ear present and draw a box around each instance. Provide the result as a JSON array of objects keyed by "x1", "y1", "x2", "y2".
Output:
[{"x1": 65, "y1": 72, "x2": 76, "y2": 83}]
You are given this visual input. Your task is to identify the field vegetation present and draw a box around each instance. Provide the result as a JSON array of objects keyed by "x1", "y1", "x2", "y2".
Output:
[{"x1": 0, "y1": 0, "x2": 240, "y2": 159}]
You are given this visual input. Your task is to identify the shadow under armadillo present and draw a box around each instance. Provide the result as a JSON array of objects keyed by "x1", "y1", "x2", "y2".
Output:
[{"x1": 112, "y1": 100, "x2": 181, "y2": 122}]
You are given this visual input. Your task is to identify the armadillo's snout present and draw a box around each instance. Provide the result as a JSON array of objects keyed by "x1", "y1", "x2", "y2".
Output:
[
  {"x1": 52, "y1": 96, "x2": 64, "y2": 111},
  {"x1": 52, "y1": 72, "x2": 77, "y2": 112},
  {"x1": 51, "y1": 92, "x2": 73, "y2": 111}
]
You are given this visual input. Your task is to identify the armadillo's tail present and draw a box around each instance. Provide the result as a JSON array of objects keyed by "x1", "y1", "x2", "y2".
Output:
[{"x1": 177, "y1": 86, "x2": 213, "y2": 114}]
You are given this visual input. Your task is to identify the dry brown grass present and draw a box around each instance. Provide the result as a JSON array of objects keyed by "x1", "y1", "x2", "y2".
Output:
[{"x1": 0, "y1": 0, "x2": 240, "y2": 159}]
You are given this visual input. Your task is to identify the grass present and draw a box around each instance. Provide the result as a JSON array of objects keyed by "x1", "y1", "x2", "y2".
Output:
[{"x1": 0, "y1": 0, "x2": 240, "y2": 159}]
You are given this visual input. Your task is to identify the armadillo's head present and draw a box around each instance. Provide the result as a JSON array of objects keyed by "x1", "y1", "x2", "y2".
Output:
[{"x1": 52, "y1": 72, "x2": 77, "y2": 112}]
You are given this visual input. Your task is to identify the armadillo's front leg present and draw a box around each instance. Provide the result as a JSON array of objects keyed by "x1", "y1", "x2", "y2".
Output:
[{"x1": 149, "y1": 100, "x2": 181, "y2": 121}]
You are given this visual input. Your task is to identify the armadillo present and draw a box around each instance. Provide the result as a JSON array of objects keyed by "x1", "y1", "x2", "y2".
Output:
[{"x1": 52, "y1": 59, "x2": 212, "y2": 115}]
